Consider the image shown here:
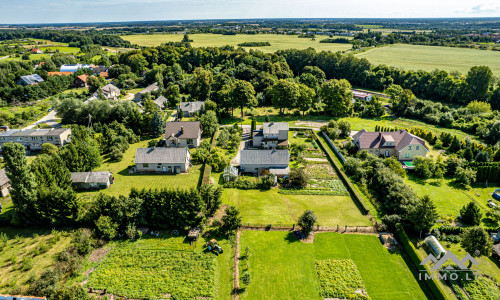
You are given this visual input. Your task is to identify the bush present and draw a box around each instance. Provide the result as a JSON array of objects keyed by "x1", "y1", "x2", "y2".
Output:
[
  {"x1": 21, "y1": 256, "x2": 33, "y2": 271},
  {"x1": 289, "y1": 168, "x2": 309, "y2": 189},
  {"x1": 460, "y1": 202, "x2": 482, "y2": 226},
  {"x1": 298, "y1": 210, "x2": 316, "y2": 236},
  {"x1": 241, "y1": 271, "x2": 252, "y2": 286},
  {"x1": 109, "y1": 147, "x2": 124, "y2": 162},
  {"x1": 95, "y1": 216, "x2": 118, "y2": 240}
]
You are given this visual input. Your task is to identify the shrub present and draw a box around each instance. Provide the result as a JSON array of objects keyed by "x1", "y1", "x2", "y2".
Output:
[
  {"x1": 289, "y1": 168, "x2": 309, "y2": 189},
  {"x1": 21, "y1": 256, "x2": 33, "y2": 271},
  {"x1": 95, "y1": 215, "x2": 118, "y2": 240},
  {"x1": 460, "y1": 202, "x2": 482, "y2": 226},
  {"x1": 241, "y1": 271, "x2": 252, "y2": 286},
  {"x1": 298, "y1": 210, "x2": 316, "y2": 236},
  {"x1": 222, "y1": 206, "x2": 242, "y2": 232}
]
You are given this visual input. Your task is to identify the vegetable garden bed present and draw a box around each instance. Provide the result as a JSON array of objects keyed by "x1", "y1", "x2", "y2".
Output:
[{"x1": 315, "y1": 259, "x2": 370, "y2": 299}]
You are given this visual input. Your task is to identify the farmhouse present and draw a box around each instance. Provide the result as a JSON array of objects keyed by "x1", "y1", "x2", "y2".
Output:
[
  {"x1": 154, "y1": 96, "x2": 168, "y2": 110},
  {"x1": 352, "y1": 129, "x2": 428, "y2": 161},
  {"x1": 30, "y1": 48, "x2": 43, "y2": 54},
  {"x1": 92, "y1": 83, "x2": 120, "y2": 100},
  {"x1": 0, "y1": 169, "x2": 10, "y2": 197},
  {"x1": 240, "y1": 149, "x2": 290, "y2": 176},
  {"x1": 74, "y1": 74, "x2": 88, "y2": 88},
  {"x1": 70, "y1": 171, "x2": 114, "y2": 190},
  {"x1": 17, "y1": 74, "x2": 44, "y2": 86},
  {"x1": 164, "y1": 121, "x2": 202, "y2": 148},
  {"x1": 252, "y1": 122, "x2": 289, "y2": 149},
  {"x1": 134, "y1": 82, "x2": 159, "y2": 102},
  {"x1": 0, "y1": 128, "x2": 71, "y2": 151},
  {"x1": 135, "y1": 147, "x2": 191, "y2": 173},
  {"x1": 178, "y1": 101, "x2": 204, "y2": 117},
  {"x1": 352, "y1": 90, "x2": 373, "y2": 101}
]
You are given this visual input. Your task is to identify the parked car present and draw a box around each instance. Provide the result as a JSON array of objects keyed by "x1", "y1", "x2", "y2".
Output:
[
  {"x1": 487, "y1": 200, "x2": 497, "y2": 208},
  {"x1": 490, "y1": 233, "x2": 500, "y2": 244}
]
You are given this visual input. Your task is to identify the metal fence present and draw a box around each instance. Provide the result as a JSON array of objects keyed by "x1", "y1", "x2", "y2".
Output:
[{"x1": 321, "y1": 131, "x2": 345, "y2": 164}]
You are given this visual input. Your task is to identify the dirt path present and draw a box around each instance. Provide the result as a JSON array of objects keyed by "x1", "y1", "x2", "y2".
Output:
[{"x1": 233, "y1": 230, "x2": 241, "y2": 300}]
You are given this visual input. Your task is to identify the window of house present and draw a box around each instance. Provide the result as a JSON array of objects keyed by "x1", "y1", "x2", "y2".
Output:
[
  {"x1": 255, "y1": 168, "x2": 258, "y2": 171},
  {"x1": 416, "y1": 146, "x2": 420, "y2": 150},
  {"x1": 187, "y1": 139, "x2": 193, "y2": 144},
  {"x1": 405, "y1": 153, "x2": 410, "y2": 158},
  {"x1": 143, "y1": 163, "x2": 149, "y2": 167},
  {"x1": 157, "y1": 165, "x2": 161, "y2": 168},
  {"x1": 408, "y1": 146, "x2": 412, "y2": 150}
]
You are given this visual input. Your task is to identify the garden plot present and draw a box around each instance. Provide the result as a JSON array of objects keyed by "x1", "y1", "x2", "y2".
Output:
[{"x1": 315, "y1": 259, "x2": 370, "y2": 299}]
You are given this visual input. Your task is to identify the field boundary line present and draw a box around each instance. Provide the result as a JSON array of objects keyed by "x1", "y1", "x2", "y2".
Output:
[{"x1": 233, "y1": 230, "x2": 241, "y2": 300}]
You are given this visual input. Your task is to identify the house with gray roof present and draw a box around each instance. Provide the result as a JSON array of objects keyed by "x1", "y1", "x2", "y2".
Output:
[
  {"x1": 134, "y1": 82, "x2": 159, "y2": 102},
  {"x1": 70, "y1": 171, "x2": 114, "y2": 190},
  {"x1": 164, "y1": 121, "x2": 202, "y2": 148},
  {"x1": 240, "y1": 149, "x2": 290, "y2": 176},
  {"x1": 352, "y1": 129, "x2": 428, "y2": 161},
  {"x1": 154, "y1": 96, "x2": 168, "y2": 110},
  {"x1": 0, "y1": 128, "x2": 71, "y2": 151},
  {"x1": 17, "y1": 74, "x2": 44, "y2": 86},
  {"x1": 135, "y1": 147, "x2": 191, "y2": 173},
  {"x1": 178, "y1": 101, "x2": 204, "y2": 117},
  {"x1": 252, "y1": 122, "x2": 289, "y2": 149},
  {"x1": 0, "y1": 169, "x2": 10, "y2": 197}
]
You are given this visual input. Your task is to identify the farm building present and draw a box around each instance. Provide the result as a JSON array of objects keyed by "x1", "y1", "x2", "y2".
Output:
[
  {"x1": 135, "y1": 147, "x2": 191, "y2": 173},
  {"x1": 60, "y1": 63, "x2": 92, "y2": 73},
  {"x1": 164, "y1": 121, "x2": 202, "y2": 148},
  {"x1": 352, "y1": 91, "x2": 373, "y2": 101},
  {"x1": 240, "y1": 149, "x2": 290, "y2": 176},
  {"x1": 178, "y1": 101, "x2": 204, "y2": 117},
  {"x1": 223, "y1": 166, "x2": 238, "y2": 182},
  {"x1": 0, "y1": 169, "x2": 10, "y2": 197},
  {"x1": 424, "y1": 235, "x2": 447, "y2": 259},
  {"x1": 70, "y1": 171, "x2": 114, "y2": 190},
  {"x1": 134, "y1": 82, "x2": 159, "y2": 102},
  {"x1": 17, "y1": 74, "x2": 44, "y2": 86},
  {"x1": 30, "y1": 48, "x2": 43, "y2": 54}
]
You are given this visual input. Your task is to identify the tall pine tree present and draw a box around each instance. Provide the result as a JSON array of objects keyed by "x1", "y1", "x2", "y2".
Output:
[{"x1": 150, "y1": 111, "x2": 165, "y2": 138}]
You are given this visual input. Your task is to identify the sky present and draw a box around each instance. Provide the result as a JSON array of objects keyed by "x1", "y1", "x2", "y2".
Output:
[{"x1": 1, "y1": 0, "x2": 499, "y2": 24}]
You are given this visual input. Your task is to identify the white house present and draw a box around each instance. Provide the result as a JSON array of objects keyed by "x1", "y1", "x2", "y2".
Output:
[{"x1": 135, "y1": 147, "x2": 191, "y2": 173}]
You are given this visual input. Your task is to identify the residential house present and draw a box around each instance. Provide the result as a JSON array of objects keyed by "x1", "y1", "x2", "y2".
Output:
[
  {"x1": 47, "y1": 71, "x2": 73, "y2": 77},
  {"x1": 70, "y1": 171, "x2": 114, "y2": 190},
  {"x1": 74, "y1": 74, "x2": 88, "y2": 88},
  {"x1": 91, "y1": 65, "x2": 108, "y2": 76},
  {"x1": 135, "y1": 147, "x2": 191, "y2": 173},
  {"x1": 17, "y1": 74, "x2": 44, "y2": 86},
  {"x1": 352, "y1": 90, "x2": 373, "y2": 101},
  {"x1": 30, "y1": 48, "x2": 43, "y2": 54},
  {"x1": 352, "y1": 129, "x2": 428, "y2": 161},
  {"x1": 92, "y1": 83, "x2": 120, "y2": 100},
  {"x1": 0, "y1": 128, "x2": 71, "y2": 151},
  {"x1": 252, "y1": 122, "x2": 289, "y2": 149},
  {"x1": 164, "y1": 121, "x2": 202, "y2": 148},
  {"x1": 0, "y1": 169, "x2": 10, "y2": 197},
  {"x1": 99, "y1": 72, "x2": 109, "y2": 78},
  {"x1": 178, "y1": 101, "x2": 204, "y2": 117},
  {"x1": 240, "y1": 149, "x2": 290, "y2": 176},
  {"x1": 60, "y1": 64, "x2": 93, "y2": 73},
  {"x1": 154, "y1": 96, "x2": 168, "y2": 110},
  {"x1": 134, "y1": 82, "x2": 159, "y2": 102}
]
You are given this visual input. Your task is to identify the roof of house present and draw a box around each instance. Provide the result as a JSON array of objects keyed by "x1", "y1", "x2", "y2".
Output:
[
  {"x1": 136, "y1": 82, "x2": 159, "y2": 95},
  {"x1": 154, "y1": 96, "x2": 167, "y2": 107},
  {"x1": 75, "y1": 74, "x2": 88, "y2": 83},
  {"x1": 47, "y1": 71, "x2": 73, "y2": 76},
  {"x1": 164, "y1": 122, "x2": 201, "y2": 140},
  {"x1": 0, "y1": 128, "x2": 70, "y2": 138},
  {"x1": 99, "y1": 72, "x2": 109, "y2": 78},
  {"x1": 0, "y1": 169, "x2": 9, "y2": 186},
  {"x1": 31, "y1": 48, "x2": 41, "y2": 52},
  {"x1": 240, "y1": 150, "x2": 290, "y2": 165},
  {"x1": 70, "y1": 171, "x2": 111, "y2": 184},
  {"x1": 179, "y1": 101, "x2": 204, "y2": 113},
  {"x1": 353, "y1": 129, "x2": 426, "y2": 151},
  {"x1": 262, "y1": 122, "x2": 289, "y2": 135},
  {"x1": 19, "y1": 74, "x2": 44, "y2": 85},
  {"x1": 101, "y1": 84, "x2": 120, "y2": 94},
  {"x1": 135, "y1": 147, "x2": 189, "y2": 164}
]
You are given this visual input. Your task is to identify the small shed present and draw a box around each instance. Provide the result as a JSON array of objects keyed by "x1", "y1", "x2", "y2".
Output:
[
  {"x1": 70, "y1": 171, "x2": 113, "y2": 190},
  {"x1": 424, "y1": 235, "x2": 447, "y2": 259},
  {"x1": 187, "y1": 227, "x2": 201, "y2": 241},
  {"x1": 223, "y1": 166, "x2": 238, "y2": 182}
]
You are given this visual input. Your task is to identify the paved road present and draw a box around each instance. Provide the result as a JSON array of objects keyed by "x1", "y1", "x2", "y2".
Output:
[{"x1": 25, "y1": 110, "x2": 62, "y2": 129}]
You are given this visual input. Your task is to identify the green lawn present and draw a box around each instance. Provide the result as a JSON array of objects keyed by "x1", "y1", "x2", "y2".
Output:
[
  {"x1": 356, "y1": 44, "x2": 500, "y2": 77},
  {"x1": 239, "y1": 231, "x2": 427, "y2": 300},
  {"x1": 79, "y1": 139, "x2": 201, "y2": 198},
  {"x1": 39, "y1": 46, "x2": 80, "y2": 53},
  {"x1": 222, "y1": 189, "x2": 370, "y2": 227},
  {"x1": 85, "y1": 233, "x2": 233, "y2": 300},
  {"x1": 121, "y1": 33, "x2": 352, "y2": 53}
]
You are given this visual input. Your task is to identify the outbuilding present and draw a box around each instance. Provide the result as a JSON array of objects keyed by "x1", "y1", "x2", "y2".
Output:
[
  {"x1": 424, "y1": 235, "x2": 447, "y2": 259},
  {"x1": 70, "y1": 171, "x2": 114, "y2": 190}
]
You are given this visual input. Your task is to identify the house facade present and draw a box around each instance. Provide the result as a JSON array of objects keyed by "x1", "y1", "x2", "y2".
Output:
[
  {"x1": 178, "y1": 101, "x2": 204, "y2": 117},
  {"x1": 92, "y1": 84, "x2": 120, "y2": 100},
  {"x1": 352, "y1": 129, "x2": 428, "y2": 161},
  {"x1": 70, "y1": 171, "x2": 114, "y2": 190},
  {"x1": 135, "y1": 147, "x2": 191, "y2": 173},
  {"x1": 74, "y1": 74, "x2": 88, "y2": 88},
  {"x1": 0, "y1": 128, "x2": 71, "y2": 151},
  {"x1": 252, "y1": 122, "x2": 289, "y2": 149},
  {"x1": 164, "y1": 121, "x2": 202, "y2": 148},
  {"x1": 240, "y1": 149, "x2": 290, "y2": 176},
  {"x1": 0, "y1": 169, "x2": 10, "y2": 197}
]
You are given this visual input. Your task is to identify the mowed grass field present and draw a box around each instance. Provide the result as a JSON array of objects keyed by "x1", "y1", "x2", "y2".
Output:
[
  {"x1": 121, "y1": 33, "x2": 353, "y2": 53},
  {"x1": 222, "y1": 189, "x2": 371, "y2": 226},
  {"x1": 240, "y1": 231, "x2": 427, "y2": 300},
  {"x1": 79, "y1": 139, "x2": 201, "y2": 199},
  {"x1": 356, "y1": 44, "x2": 500, "y2": 76}
]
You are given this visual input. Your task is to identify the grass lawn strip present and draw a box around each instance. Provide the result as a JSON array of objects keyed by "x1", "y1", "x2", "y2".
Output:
[{"x1": 315, "y1": 259, "x2": 370, "y2": 299}]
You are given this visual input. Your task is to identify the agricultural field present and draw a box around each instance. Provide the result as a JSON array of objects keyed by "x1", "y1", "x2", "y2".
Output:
[
  {"x1": 85, "y1": 234, "x2": 233, "y2": 299},
  {"x1": 121, "y1": 33, "x2": 353, "y2": 53},
  {"x1": 0, "y1": 228, "x2": 71, "y2": 293},
  {"x1": 79, "y1": 139, "x2": 201, "y2": 199},
  {"x1": 222, "y1": 189, "x2": 371, "y2": 226},
  {"x1": 355, "y1": 44, "x2": 500, "y2": 77},
  {"x1": 239, "y1": 231, "x2": 427, "y2": 300}
]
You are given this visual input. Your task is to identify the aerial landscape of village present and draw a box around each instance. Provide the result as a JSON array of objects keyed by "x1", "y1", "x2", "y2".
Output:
[{"x1": 0, "y1": 1, "x2": 500, "y2": 299}]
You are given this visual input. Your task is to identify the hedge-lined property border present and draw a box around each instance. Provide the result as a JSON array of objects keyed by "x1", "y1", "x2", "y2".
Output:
[
  {"x1": 395, "y1": 227, "x2": 452, "y2": 300},
  {"x1": 314, "y1": 131, "x2": 371, "y2": 214},
  {"x1": 200, "y1": 129, "x2": 219, "y2": 186}
]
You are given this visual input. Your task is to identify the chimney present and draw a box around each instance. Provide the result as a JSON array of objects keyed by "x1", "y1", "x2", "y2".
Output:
[{"x1": 180, "y1": 126, "x2": 184, "y2": 134}]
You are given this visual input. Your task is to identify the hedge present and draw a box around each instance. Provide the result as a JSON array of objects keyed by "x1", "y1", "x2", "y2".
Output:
[
  {"x1": 200, "y1": 129, "x2": 219, "y2": 186},
  {"x1": 314, "y1": 131, "x2": 370, "y2": 214},
  {"x1": 395, "y1": 227, "x2": 451, "y2": 300}
]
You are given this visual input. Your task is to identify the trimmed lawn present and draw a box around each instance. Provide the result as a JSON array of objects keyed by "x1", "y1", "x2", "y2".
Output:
[
  {"x1": 121, "y1": 33, "x2": 352, "y2": 53},
  {"x1": 222, "y1": 189, "x2": 371, "y2": 226},
  {"x1": 79, "y1": 139, "x2": 201, "y2": 198},
  {"x1": 39, "y1": 46, "x2": 80, "y2": 53},
  {"x1": 239, "y1": 231, "x2": 427, "y2": 300}
]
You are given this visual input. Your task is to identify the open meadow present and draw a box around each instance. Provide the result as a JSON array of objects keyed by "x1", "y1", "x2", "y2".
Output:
[
  {"x1": 239, "y1": 231, "x2": 427, "y2": 300},
  {"x1": 121, "y1": 33, "x2": 353, "y2": 53},
  {"x1": 355, "y1": 44, "x2": 500, "y2": 76}
]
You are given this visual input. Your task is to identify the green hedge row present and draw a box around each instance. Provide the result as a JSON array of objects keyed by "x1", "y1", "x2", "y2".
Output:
[
  {"x1": 314, "y1": 132, "x2": 371, "y2": 214},
  {"x1": 279, "y1": 189, "x2": 349, "y2": 196},
  {"x1": 395, "y1": 228, "x2": 451, "y2": 300},
  {"x1": 200, "y1": 130, "x2": 219, "y2": 186}
]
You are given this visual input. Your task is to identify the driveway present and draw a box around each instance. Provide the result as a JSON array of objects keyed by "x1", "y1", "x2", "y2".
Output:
[
  {"x1": 25, "y1": 110, "x2": 62, "y2": 129},
  {"x1": 230, "y1": 125, "x2": 252, "y2": 166}
]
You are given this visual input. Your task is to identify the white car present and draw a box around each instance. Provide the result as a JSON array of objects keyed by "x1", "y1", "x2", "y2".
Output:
[{"x1": 487, "y1": 200, "x2": 497, "y2": 208}]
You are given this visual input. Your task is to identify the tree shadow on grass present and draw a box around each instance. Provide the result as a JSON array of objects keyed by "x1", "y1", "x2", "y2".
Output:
[{"x1": 284, "y1": 231, "x2": 300, "y2": 244}]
